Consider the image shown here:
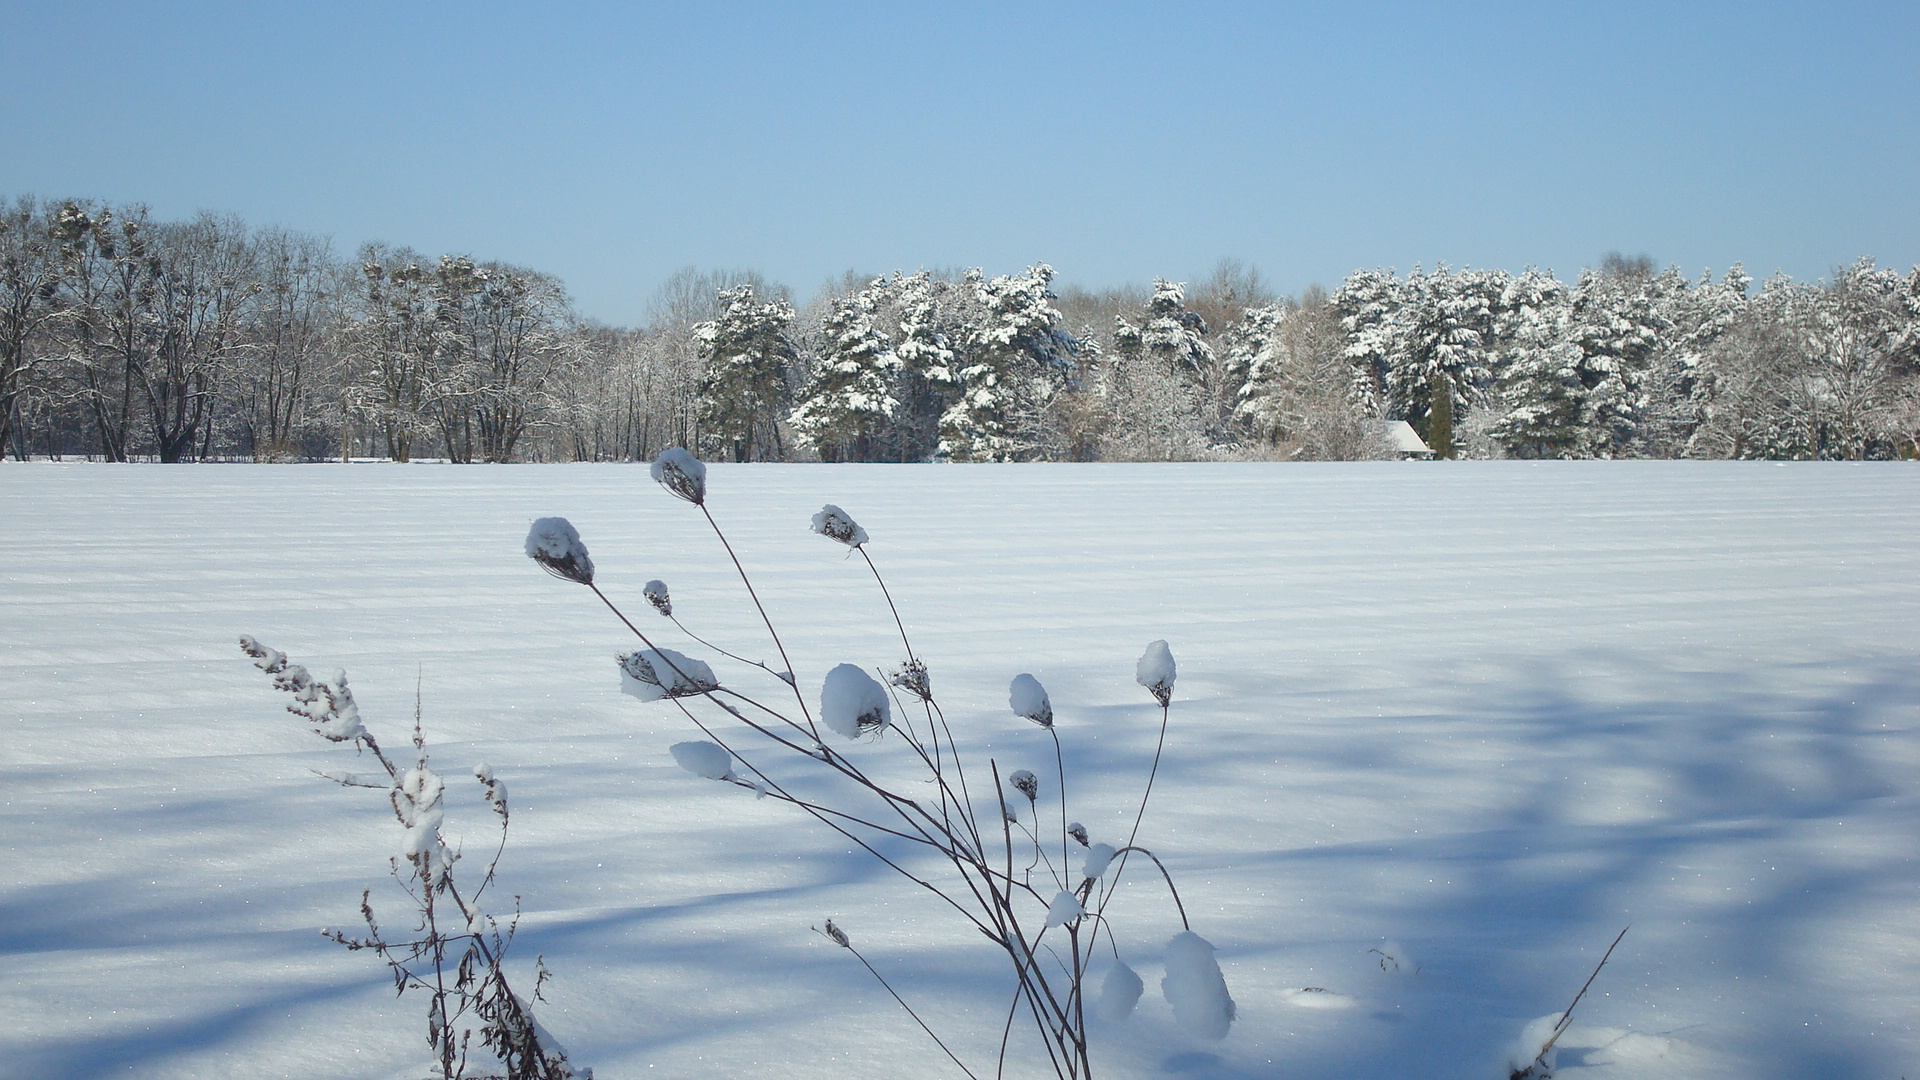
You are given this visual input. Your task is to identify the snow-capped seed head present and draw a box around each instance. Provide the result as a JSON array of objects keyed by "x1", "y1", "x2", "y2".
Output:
[
  {"x1": 822, "y1": 919, "x2": 851, "y2": 948},
  {"x1": 889, "y1": 659, "x2": 931, "y2": 702},
  {"x1": 1067, "y1": 822, "x2": 1089, "y2": 847},
  {"x1": 810, "y1": 504, "x2": 869, "y2": 547},
  {"x1": 1095, "y1": 960, "x2": 1144, "y2": 1022},
  {"x1": 619, "y1": 648, "x2": 720, "y2": 701},
  {"x1": 1136, "y1": 639, "x2": 1176, "y2": 707},
  {"x1": 821, "y1": 663, "x2": 891, "y2": 739},
  {"x1": 1082, "y1": 842, "x2": 1118, "y2": 881},
  {"x1": 1161, "y1": 931, "x2": 1236, "y2": 1040},
  {"x1": 669, "y1": 740, "x2": 734, "y2": 781},
  {"x1": 1009, "y1": 673, "x2": 1052, "y2": 727},
  {"x1": 1044, "y1": 890, "x2": 1085, "y2": 928},
  {"x1": 650, "y1": 448, "x2": 707, "y2": 505},
  {"x1": 643, "y1": 579, "x2": 672, "y2": 617},
  {"x1": 525, "y1": 517, "x2": 594, "y2": 585},
  {"x1": 1008, "y1": 769, "x2": 1038, "y2": 801}
]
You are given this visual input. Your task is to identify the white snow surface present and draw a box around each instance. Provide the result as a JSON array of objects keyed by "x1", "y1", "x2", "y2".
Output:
[
  {"x1": 4, "y1": 460, "x2": 1920, "y2": 1080},
  {"x1": 819, "y1": 663, "x2": 889, "y2": 739}
]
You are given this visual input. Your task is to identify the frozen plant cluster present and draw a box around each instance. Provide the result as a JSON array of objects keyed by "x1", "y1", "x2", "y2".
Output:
[{"x1": 527, "y1": 449, "x2": 1233, "y2": 1080}]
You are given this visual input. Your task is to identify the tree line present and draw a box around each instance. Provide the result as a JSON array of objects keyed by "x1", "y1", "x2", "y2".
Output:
[{"x1": 5, "y1": 195, "x2": 1917, "y2": 463}]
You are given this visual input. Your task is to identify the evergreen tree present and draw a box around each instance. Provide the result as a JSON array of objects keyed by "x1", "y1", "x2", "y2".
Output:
[
  {"x1": 938, "y1": 264, "x2": 1074, "y2": 462},
  {"x1": 788, "y1": 288, "x2": 900, "y2": 461},
  {"x1": 695, "y1": 284, "x2": 797, "y2": 462}
]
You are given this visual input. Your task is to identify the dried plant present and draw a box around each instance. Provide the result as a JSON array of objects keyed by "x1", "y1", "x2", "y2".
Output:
[
  {"x1": 528, "y1": 450, "x2": 1232, "y2": 1079},
  {"x1": 239, "y1": 636, "x2": 586, "y2": 1080}
]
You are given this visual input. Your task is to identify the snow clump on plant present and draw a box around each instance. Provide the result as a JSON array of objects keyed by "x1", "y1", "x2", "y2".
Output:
[
  {"x1": 1095, "y1": 961, "x2": 1144, "y2": 1022},
  {"x1": 525, "y1": 517, "x2": 594, "y2": 585},
  {"x1": 810, "y1": 504, "x2": 868, "y2": 547},
  {"x1": 1136, "y1": 639, "x2": 1176, "y2": 706},
  {"x1": 821, "y1": 663, "x2": 890, "y2": 738},
  {"x1": 670, "y1": 740, "x2": 735, "y2": 781},
  {"x1": 650, "y1": 448, "x2": 706, "y2": 505},
  {"x1": 1009, "y1": 673, "x2": 1052, "y2": 727},
  {"x1": 1161, "y1": 931, "x2": 1235, "y2": 1040},
  {"x1": 643, "y1": 580, "x2": 672, "y2": 616},
  {"x1": 619, "y1": 648, "x2": 719, "y2": 701}
]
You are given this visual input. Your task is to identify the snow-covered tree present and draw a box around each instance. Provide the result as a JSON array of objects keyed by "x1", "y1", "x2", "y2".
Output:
[
  {"x1": 938, "y1": 264, "x2": 1075, "y2": 462},
  {"x1": 1102, "y1": 280, "x2": 1214, "y2": 459},
  {"x1": 695, "y1": 284, "x2": 798, "y2": 462},
  {"x1": 789, "y1": 287, "x2": 901, "y2": 461}
]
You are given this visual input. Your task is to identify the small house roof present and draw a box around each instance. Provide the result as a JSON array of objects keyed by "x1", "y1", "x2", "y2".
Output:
[{"x1": 1380, "y1": 420, "x2": 1433, "y2": 456}]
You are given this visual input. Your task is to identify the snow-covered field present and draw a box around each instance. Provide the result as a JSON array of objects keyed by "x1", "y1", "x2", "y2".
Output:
[{"x1": 3, "y1": 460, "x2": 1917, "y2": 1080}]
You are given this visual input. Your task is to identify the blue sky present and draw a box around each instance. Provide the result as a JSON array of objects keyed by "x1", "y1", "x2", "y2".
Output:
[{"x1": 3, "y1": 1, "x2": 1915, "y2": 325}]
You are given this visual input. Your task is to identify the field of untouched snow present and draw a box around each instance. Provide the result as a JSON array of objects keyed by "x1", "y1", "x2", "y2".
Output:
[{"x1": 3, "y1": 460, "x2": 1918, "y2": 1080}]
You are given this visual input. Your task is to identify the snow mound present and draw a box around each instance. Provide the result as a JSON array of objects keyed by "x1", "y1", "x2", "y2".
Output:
[{"x1": 1505, "y1": 1013, "x2": 1563, "y2": 1077}]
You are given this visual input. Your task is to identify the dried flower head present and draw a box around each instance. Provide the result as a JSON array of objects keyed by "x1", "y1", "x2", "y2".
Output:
[
  {"x1": 618, "y1": 648, "x2": 720, "y2": 701},
  {"x1": 822, "y1": 919, "x2": 851, "y2": 948},
  {"x1": 1008, "y1": 769, "x2": 1039, "y2": 801},
  {"x1": 1067, "y1": 822, "x2": 1090, "y2": 847},
  {"x1": 810, "y1": 504, "x2": 869, "y2": 547},
  {"x1": 1136, "y1": 639, "x2": 1176, "y2": 707},
  {"x1": 888, "y1": 659, "x2": 931, "y2": 702},
  {"x1": 1009, "y1": 673, "x2": 1052, "y2": 727},
  {"x1": 524, "y1": 517, "x2": 594, "y2": 585},
  {"x1": 643, "y1": 579, "x2": 672, "y2": 617},
  {"x1": 650, "y1": 448, "x2": 706, "y2": 505}
]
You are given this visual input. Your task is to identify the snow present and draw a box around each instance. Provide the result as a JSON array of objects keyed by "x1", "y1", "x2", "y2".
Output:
[
  {"x1": 525, "y1": 516, "x2": 594, "y2": 585},
  {"x1": 649, "y1": 448, "x2": 706, "y2": 505},
  {"x1": 820, "y1": 663, "x2": 889, "y2": 738},
  {"x1": 1045, "y1": 891, "x2": 1085, "y2": 928},
  {"x1": 1009, "y1": 672, "x2": 1052, "y2": 726},
  {"x1": 4, "y1": 460, "x2": 1920, "y2": 1080},
  {"x1": 1507, "y1": 1013, "x2": 1564, "y2": 1076},
  {"x1": 1134, "y1": 639, "x2": 1175, "y2": 703},
  {"x1": 1161, "y1": 930, "x2": 1236, "y2": 1041},
  {"x1": 1096, "y1": 961, "x2": 1145, "y2": 1022},
  {"x1": 1083, "y1": 842, "x2": 1118, "y2": 881},
  {"x1": 669, "y1": 741, "x2": 734, "y2": 781},
  {"x1": 618, "y1": 647, "x2": 718, "y2": 700},
  {"x1": 810, "y1": 504, "x2": 869, "y2": 548}
]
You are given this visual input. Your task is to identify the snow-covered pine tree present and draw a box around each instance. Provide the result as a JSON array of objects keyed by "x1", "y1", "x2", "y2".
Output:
[
  {"x1": 788, "y1": 286, "x2": 901, "y2": 461},
  {"x1": 1487, "y1": 269, "x2": 1583, "y2": 458},
  {"x1": 694, "y1": 284, "x2": 798, "y2": 462},
  {"x1": 1102, "y1": 280, "x2": 1215, "y2": 460},
  {"x1": 938, "y1": 264, "x2": 1075, "y2": 462},
  {"x1": 885, "y1": 270, "x2": 963, "y2": 461},
  {"x1": 1563, "y1": 265, "x2": 1672, "y2": 457}
]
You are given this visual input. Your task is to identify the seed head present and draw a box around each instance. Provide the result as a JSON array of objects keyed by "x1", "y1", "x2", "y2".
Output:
[
  {"x1": 525, "y1": 517, "x2": 594, "y2": 585},
  {"x1": 650, "y1": 448, "x2": 707, "y2": 505},
  {"x1": 1009, "y1": 673, "x2": 1052, "y2": 727},
  {"x1": 822, "y1": 919, "x2": 851, "y2": 948},
  {"x1": 1008, "y1": 769, "x2": 1038, "y2": 801},
  {"x1": 1136, "y1": 639, "x2": 1176, "y2": 707},
  {"x1": 810, "y1": 504, "x2": 869, "y2": 547},
  {"x1": 1067, "y1": 822, "x2": 1089, "y2": 847},
  {"x1": 643, "y1": 579, "x2": 672, "y2": 616},
  {"x1": 888, "y1": 659, "x2": 931, "y2": 702}
]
